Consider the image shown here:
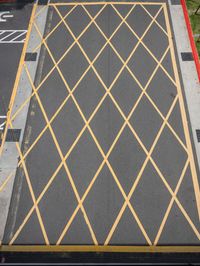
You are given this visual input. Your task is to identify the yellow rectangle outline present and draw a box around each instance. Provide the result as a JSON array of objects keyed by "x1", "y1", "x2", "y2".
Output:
[{"x1": 0, "y1": 2, "x2": 199, "y2": 253}]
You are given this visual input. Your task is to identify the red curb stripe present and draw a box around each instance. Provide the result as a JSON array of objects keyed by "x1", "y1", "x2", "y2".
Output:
[{"x1": 181, "y1": 0, "x2": 200, "y2": 82}]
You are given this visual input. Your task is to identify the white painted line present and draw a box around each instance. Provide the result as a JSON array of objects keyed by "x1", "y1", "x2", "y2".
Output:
[
  {"x1": 0, "y1": 41, "x2": 25, "y2": 44},
  {"x1": 0, "y1": 30, "x2": 18, "y2": 32},
  {"x1": 0, "y1": 116, "x2": 7, "y2": 131},
  {"x1": 0, "y1": 122, "x2": 6, "y2": 131}
]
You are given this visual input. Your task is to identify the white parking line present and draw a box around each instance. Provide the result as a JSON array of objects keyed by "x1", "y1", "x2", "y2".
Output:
[
  {"x1": 0, "y1": 116, "x2": 7, "y2": 131},
  {"x1": 0, "y1": 30, "x2": 27, "y2": 43}
]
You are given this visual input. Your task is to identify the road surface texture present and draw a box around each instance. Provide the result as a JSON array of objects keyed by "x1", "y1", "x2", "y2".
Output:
[{"x1": 0, "y1": 0, "x2": 200, "y2": 253}]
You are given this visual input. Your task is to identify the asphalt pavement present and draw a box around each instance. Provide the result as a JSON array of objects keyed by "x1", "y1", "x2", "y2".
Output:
[{"x1": 1, "y1": 0, "x2": 200, "y2": 249}]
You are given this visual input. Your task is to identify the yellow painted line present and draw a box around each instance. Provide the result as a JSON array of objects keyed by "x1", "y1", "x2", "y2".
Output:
[
  {"x1": 32, "y1": 5, "x2": 76, "y2": 53},
  {"x1": 98, "y1": 2, "x2": 200, "y2": 241},
  {"x1": 24, "y1": 62, "x2": 98, "y2": 245},
  {"x1": 0, "y1": 172, "x2": 13, "y2": 193},
  {"x1": 141, "y1": 4, "x2": 168, "y2": 36},
  {"x1": 88, "y1": 3, "x2": 186, "y2": 152},
  {"x1": 54, "y1": 4, "x2": 158, "y2": 245},
  {"x1": 54, "y1": 4, "x2": 199, "y2": 245},
  {"x1": 11, "y1": 4, "x2": 106, "y2": 122},
  {"x1": 9, "y1": 13, "x2": 125, "y2": 243},
  {"x1": 7, "y1": 115, "x2": 50, "y2": 246},
  {"x1": 34, "y1": 12, "x2": 151, "y2": 245},
  {"x1": 154, "y1": 159, "x2": 189, "y2": 245},
  {"x1": 84, "y1": 3, "x2": 182, "y2": 156},
  {"x1": 30, "y1": 22, "x2": 99, "y2": 245},
  {"x1": 14, "y1": 2, "x2": 132, "y2": 172},
  {"x1": 105, "y1": 96, "x2": 178, "y2": 245},
  {"x1": 150, "y1": 156, "x2": 200, "y2": 240},
  {"x1": 86, "y1": 7, "x2": 197, "y2": 241},
  {"x1": 1, "y1": 245, "x2": 200, "y2": 253},
  {"x1": 112, "y1": 4, "x2": 176, "y2": 87},
  {"x1": 0, "y1": 4, "x2": 37, "y2": 156},
  {"x1": 49, "y1": 2, "x2": 164, "y2": 6},
  {"x1": 29, "y1": 4, "x2": 151, "y2": 244},
  {"x1": 163, "y1": 4, "x2": 200, "y2": 219}
]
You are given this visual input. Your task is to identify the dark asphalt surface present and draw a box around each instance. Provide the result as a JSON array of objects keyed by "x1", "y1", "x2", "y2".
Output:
[{"x1": 3, "y1": 0, "x2": 200, "y2": 246}]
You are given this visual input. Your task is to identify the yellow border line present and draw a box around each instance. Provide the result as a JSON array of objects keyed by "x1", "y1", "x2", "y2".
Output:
[
  {"x1": 1, "y1": 245, "x2": 200, "y2": 253},
  {"x1": 0, "y1": 4, "x2": 37, "y2": 156},
  {"x1": 49, "y1": 2, "x2": 164, "y2": 5}
]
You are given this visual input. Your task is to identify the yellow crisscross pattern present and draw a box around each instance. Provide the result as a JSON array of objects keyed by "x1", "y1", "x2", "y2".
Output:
[{"x1": 0, "y1": 2, "x2": 200, "y2": 249}]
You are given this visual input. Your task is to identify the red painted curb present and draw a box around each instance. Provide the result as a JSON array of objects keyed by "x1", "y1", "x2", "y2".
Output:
[{"x1": 181, "y1": 0, "x2": 200, "y2": 82}]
